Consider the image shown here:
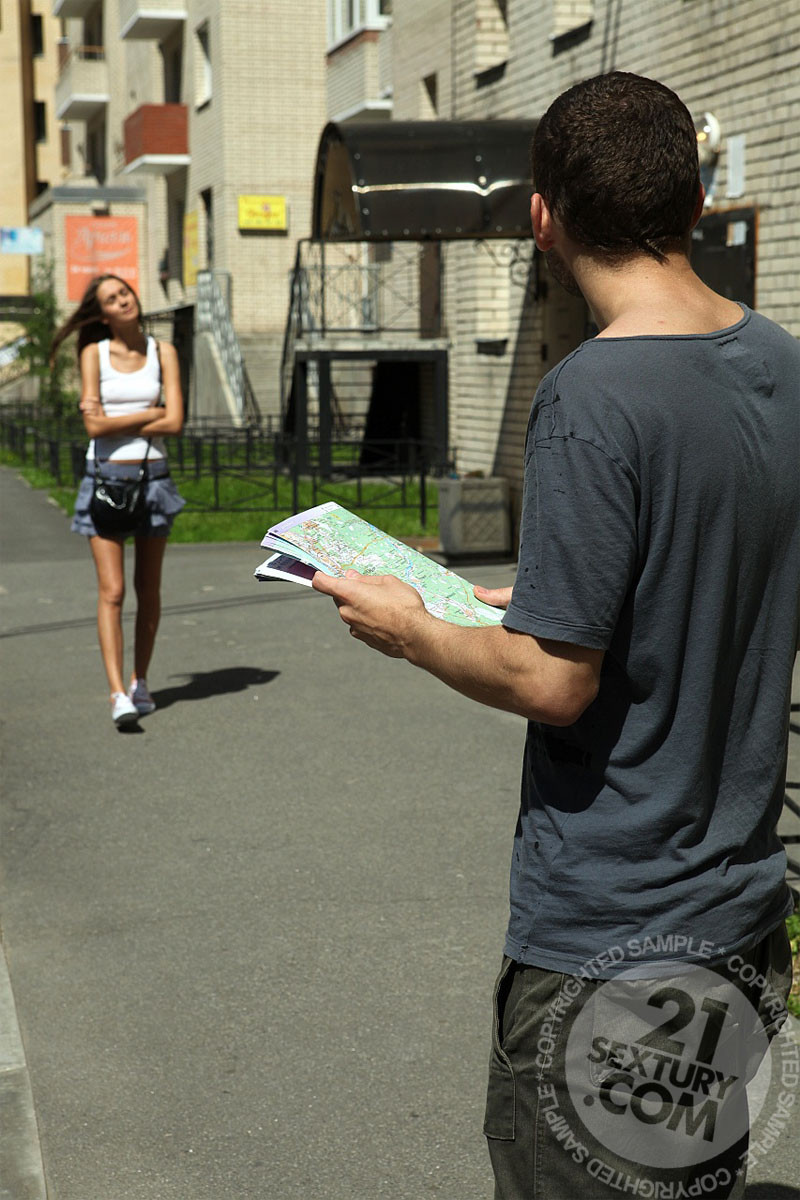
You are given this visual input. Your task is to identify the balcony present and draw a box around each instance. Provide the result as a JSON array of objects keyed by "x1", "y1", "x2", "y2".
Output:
[
  {"x1": 53, "y1": 0, "x2": 99, "y2": 16},
  {"x1": 122, "y1": 103, "x2": 189, "y2": 175},
  {"x1": 55, "y1": 44, "x2": 109, "y2": 121},
  {"x1": 119, "y1": 0, "x2": 187, "y2": 40}
]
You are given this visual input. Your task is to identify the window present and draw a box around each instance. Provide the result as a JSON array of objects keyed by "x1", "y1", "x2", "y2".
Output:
[
  {"x1": 163, "y1": 42, "x2": 182, "y2": 104},
  {"x1": 327, "y1": 0, "x2": 391, "y2": 50},
  {"x1": 61, "y1": 125, "x2": 71, "y2": 168},
  {"x1": 83, "y1": 2, "x2": 103, "y2": 51},
  {"x1": 86, "y1": 118, "x2": 106, "y2": 183},
  {"x1": 172, "y1": 199, "x2": 185, "y2": 284},
  {"x1": 201, "y1": 188, "x2": 213, "y2": 267},
  {"x1": 551, "y1": 1, "x2": 594, "y2": 42},
  {"x1": 195, "y1": 22, "x2": 212, "y2": 107},
  {"x1": 421, "y1": 72, "x2": 438, "y2": 119},
  {"x1": 31, "y1": 13, "x2": 43, "y2": 56},
  {"x1": 474, "y1": 0, "x2": 509, "y2": 83},
  {"x1": 34, "y1": 101, "x2": 47, "y2": 143}
]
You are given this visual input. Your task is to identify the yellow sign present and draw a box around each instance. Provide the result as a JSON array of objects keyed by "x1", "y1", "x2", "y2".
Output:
[
  {"x1": 183, "y1": 210, "x2": 199, "y2": 288},
  {"x1": 238, "y1": 194, "x2": 288, "y2": 231}
]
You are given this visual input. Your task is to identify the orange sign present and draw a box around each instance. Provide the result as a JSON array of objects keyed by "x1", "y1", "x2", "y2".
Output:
[{"x1": 65, "y1": 216, "x2": 139, "y2": 302}]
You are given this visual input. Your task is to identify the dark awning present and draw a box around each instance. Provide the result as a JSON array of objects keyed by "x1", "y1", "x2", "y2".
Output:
[{"x1": 313, "y1": 120, "x2": 536, "y2": 242}]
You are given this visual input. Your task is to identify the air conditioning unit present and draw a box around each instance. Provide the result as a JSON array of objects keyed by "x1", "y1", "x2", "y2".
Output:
[{"x1": 438, "y1": 476, "x2": 510, "y2": 557}]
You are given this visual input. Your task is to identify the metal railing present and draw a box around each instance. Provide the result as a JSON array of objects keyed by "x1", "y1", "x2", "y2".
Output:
[
  {"x1": 196, "y1": 270, "x2": 260, "y2": 426},
  {"x1": 0, "y1": 410, "x2": 433, "y2": 525},
  {"x1": 295, "y1": 240, "x2": 424, "y2": 338},
  {"x1": 58, "y1": 43, "x2": 106, "y2": 75},
  {"x1": 0, "y1": 337, "x2": 29, "y2": 390},
  {"x1": 279, "y1": 239, "x2": 438, "y2": 426}
]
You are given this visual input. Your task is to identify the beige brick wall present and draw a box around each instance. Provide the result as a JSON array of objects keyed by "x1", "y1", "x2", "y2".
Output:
[
  {"x1": 392, "y1": 0, "x2": 451, "y2": 118},
  {"x1": 32, "y1": 1, "x2": 64, "y2": 190},
  {"x1": 328, "y1": 34, "x2": 374, "y2": 119},
  {"x1": 392, "y1": 0, "x2": 800, "y2": 494},
  {"x1": 210, "y1": 0, "x2": 327, "y2": 334},
  {"x1": 551, "y1": 1, "x2": 595, "y2": 39},
  {"x1": 42, "y1": 0, "x2": 328, "y2": 342},
  {"x1": 0, "y1": 2, "x2": 30, "y2": 296},
  {"x1": 1, "y1": 1, "x2": 62, "y2": 297},
  {"x1": 473, "y1": 0, "x2": 509, "y2": 77}
]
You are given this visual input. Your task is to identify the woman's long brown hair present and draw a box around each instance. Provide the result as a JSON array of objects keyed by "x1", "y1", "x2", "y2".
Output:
[{"x1": 49, "y1": 274, "x2": 143, "y2": 367}]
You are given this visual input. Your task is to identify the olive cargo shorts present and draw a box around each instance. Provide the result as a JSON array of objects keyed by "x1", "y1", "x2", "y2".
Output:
[{"x1": 484, "y1": 924, "x2": 793, "y2": 1200}]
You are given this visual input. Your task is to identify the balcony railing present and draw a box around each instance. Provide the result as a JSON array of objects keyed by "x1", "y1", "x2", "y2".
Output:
[
  {"x1": 293, "y1": 241, "x2": 428, "y2": 338},
  {"x1": 119, "y1": 0, "x2": 187, "y2": 40},
  {"x1": 55, "y1": 45, "x2": 109, "y2": 121},
  {"x1": 123, "y1": 103, "x2": 189, "y2": 174}
]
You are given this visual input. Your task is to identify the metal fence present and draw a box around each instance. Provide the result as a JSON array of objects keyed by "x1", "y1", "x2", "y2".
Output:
[{"x1": 0, "y1": 409, "x2": 433, "y2": 526}]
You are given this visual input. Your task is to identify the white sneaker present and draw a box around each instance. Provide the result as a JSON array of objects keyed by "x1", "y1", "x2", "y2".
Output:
[
  {"x1": 129, "y1": 678, "x2": 156, "y2": 715},
  {"x1": 112, "y1": 692, "x2": 139, "y2": 726}
]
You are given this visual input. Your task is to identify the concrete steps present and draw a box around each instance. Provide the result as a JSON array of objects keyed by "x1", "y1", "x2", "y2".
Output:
[{"x1": 237, "y1": 333, "x2": 283, "y2": 420}]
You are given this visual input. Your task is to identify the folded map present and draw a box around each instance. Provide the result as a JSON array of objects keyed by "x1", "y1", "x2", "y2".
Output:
[{"x1": 254, "y1": 502, "x2": 504, "y2": 628}]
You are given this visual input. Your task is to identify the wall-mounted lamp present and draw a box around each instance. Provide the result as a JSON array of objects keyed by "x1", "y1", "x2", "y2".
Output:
[
  {"x1": 695, "y1": 112, "x2": 721, "y2": 166},
  {"x1": 694, "y1": 112, "x2": 721, "y2": 205}
]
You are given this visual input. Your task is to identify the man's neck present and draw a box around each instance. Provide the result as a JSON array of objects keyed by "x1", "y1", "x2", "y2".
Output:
[{"x1": 572, "y1": 250, "x2": 744, "y2": 339}]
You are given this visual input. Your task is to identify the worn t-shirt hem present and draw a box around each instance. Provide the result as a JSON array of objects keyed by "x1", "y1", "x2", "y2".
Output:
[
  {"x1": 502, "y1": 603, "x2": 611, "y2": 651},
  {"x1": 503, "y1": 892, "x2": 794, "y2": 979}
]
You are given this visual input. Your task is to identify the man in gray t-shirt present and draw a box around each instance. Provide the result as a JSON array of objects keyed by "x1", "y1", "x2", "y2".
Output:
[
  {"x1": 314, "y1": 72, "x2": 799, "y2": 1199},
  {"x1": 503, "y1": 307, "x2": 798, "y2": 978}
]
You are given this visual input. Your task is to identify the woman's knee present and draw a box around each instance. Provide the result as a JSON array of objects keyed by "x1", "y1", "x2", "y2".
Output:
[
  {"x1": 133, "y1": 576, "x2": 161, "y2": 607},
  {"x1": 98, "y1": 580, "x2": 125, "y2": 608}
]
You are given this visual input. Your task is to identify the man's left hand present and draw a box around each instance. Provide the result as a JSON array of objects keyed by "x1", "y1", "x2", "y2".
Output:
[{"x1": 311, "y1": 569, "x2": 429, "y2": 658}]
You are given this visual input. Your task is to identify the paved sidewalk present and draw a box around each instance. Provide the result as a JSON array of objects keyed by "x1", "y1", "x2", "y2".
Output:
[{"x1": 1, "y1": 465, "x2": 798, "y2": 1200}]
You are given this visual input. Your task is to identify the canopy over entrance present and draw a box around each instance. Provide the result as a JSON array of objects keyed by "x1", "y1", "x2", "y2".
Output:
[{"x1": 313, "y1": 120, "x2": 536, "y2": 242}]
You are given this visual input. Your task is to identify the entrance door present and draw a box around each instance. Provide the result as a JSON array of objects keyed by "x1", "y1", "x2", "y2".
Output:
[{"x1": 691, "y1": 208, "x2": 756, "y2": 307}]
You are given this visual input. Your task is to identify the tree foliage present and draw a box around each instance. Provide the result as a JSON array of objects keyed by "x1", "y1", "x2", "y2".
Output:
[{"x1": 18, "y1": 260, "x2": 77, "y2": 424}]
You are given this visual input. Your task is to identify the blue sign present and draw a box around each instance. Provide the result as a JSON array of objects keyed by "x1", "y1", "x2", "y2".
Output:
[{"x1": 0, "y1": 227, "x2": 45, "y2": 255}]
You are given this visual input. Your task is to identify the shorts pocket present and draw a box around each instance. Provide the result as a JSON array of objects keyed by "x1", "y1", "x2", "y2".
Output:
[{"x1": 484, "y1": 956, "x2": 516, "y2": 1141}]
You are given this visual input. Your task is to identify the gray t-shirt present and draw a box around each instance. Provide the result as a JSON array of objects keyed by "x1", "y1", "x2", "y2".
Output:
[{"x1": 503, "y1": 305, "x2": 799, "y2": 977}]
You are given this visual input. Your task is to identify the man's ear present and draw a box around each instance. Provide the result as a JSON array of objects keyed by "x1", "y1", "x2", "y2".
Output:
[
  {"x1": 689, "y1": 184, "x2": 706, "y2": 230},
  {"x1": 531, "y1": 192, "x2": 555, "y2": 251}
]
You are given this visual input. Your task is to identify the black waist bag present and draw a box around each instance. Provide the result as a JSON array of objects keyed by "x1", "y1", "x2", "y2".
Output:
[{"x1": 90, "y1": 443, "x2": 151, "y2": 536}]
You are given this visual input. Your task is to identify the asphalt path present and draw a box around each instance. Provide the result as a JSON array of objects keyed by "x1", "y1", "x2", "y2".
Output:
[{"x1": 1, "y1": 465, "x2": 798, "y2": 1200}]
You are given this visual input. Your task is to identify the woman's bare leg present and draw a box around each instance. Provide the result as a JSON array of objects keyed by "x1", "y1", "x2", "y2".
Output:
[
  {"x1": 131, "y1": 535, "x2": 168, "y2": 684},
  {"x1": 89, "y1": 534, "x2": 127, "y2": 696}
]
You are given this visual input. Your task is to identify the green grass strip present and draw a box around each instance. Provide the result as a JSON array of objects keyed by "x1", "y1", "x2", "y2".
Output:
[{"x1": 0, "y1": 448, "x2": 438, "y2": 545}]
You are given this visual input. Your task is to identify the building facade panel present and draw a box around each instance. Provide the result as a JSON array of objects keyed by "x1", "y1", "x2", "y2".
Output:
[{"x1": 390, "y1": 0, "x2": 800, "y2": 498}]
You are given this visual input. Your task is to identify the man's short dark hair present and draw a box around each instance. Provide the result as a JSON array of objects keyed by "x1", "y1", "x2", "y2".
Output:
[{"x1": 531, "y1": 72, "x2": 701, "y2": 263}]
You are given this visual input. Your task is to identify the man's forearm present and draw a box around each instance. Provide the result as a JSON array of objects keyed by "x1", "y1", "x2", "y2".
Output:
[
  {"x1": 311, "y1": 571, "x2": 602, "y2": 725},
  {"x1": 403, "y1": 617, "x2": 599, "y2": 726}
]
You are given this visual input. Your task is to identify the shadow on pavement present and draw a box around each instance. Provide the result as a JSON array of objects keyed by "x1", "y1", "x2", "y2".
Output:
[
  {"x1": 746, "y1": 1187, "x2": 800, "y2": 1199},
  {"x1": 152, "y1": 666, "x2": 279, "y2": 710}
]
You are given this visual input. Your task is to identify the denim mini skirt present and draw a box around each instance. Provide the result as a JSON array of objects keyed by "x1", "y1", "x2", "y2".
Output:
[{"x1": 71, "y1": 458, "x2": 186, "y2": 538}]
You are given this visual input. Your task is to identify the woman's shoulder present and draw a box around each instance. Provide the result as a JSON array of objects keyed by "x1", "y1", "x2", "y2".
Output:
[
  {"x1": 153, "y1": 338, "x2": 178, "y2": 363},
  {"x1": 79, "y1": 339, "x2": 104, "y2": 364}
]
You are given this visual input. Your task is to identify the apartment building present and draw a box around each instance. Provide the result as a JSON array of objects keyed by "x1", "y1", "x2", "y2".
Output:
[
  {"x1": 30, "y1": 0, "x2": 327, "y2": 417},
  {"x1": 1, "y1": 0, "x2": 63, "y2": 298},
  {"x1": 306, "y1": 0, "x2": 800, "y2": 515}
]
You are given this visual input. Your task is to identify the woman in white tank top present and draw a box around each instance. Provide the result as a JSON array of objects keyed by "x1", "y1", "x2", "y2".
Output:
[{"x1": 51, "y1": 274, "x2": 185, "y2": 727}]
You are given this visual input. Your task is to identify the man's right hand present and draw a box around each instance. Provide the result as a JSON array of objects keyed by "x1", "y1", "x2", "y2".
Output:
[{"x1": 473, "y1": 585, "x2": 513, "y2": 610}]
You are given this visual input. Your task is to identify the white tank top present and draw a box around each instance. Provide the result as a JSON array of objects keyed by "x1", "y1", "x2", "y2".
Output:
[{"x1": 87, "y1": 336, "x2": 167, "y2": 462}]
